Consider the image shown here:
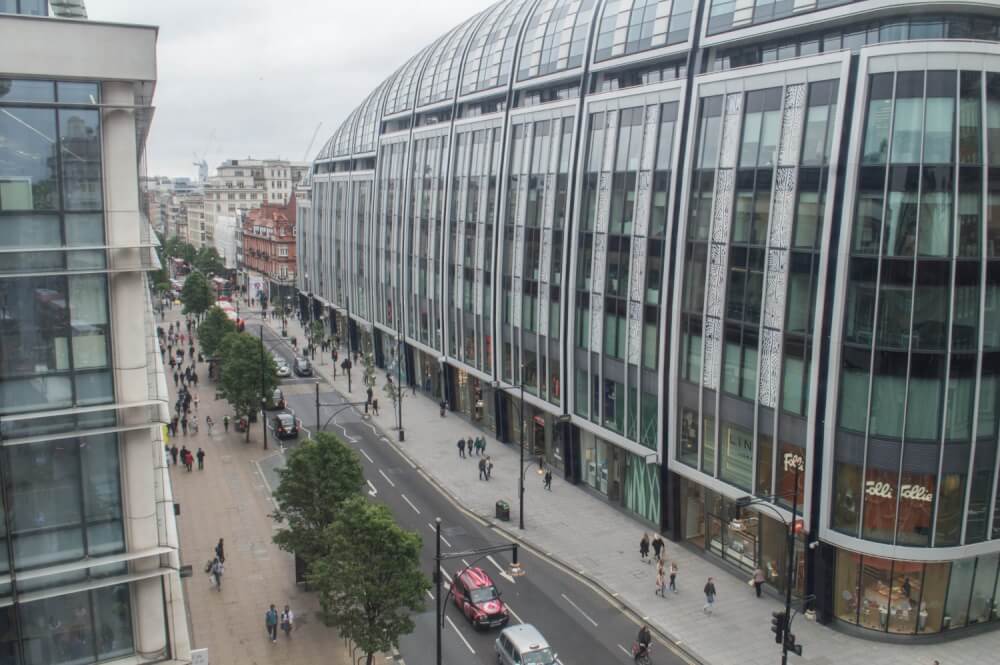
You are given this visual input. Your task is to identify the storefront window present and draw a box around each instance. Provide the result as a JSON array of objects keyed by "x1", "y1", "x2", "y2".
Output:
[
  {"x1": 919, "y1": 562, "x2": 949, "y2": 633},
  {"x1": 945, "y1": 557, "x2": 975, "y2": 629},
  {"x1": 888, "y1": 560, "x2": 923, "y2": 634},
  {"x1": 832, "y1": 461, "x2": 862, "y2": 534},
  {"x1": 969, "y1": 553, "x2": 999, "y2": 625},
  {"x1": 859, "y1": 556, "x2": 894, "y2": 631},
  {"x1": 835, "y1": 549, "x2": 862, "y2": 624},
  {"x1": 678, "y1": 407, "x2": 698, "y2": 467},
  {"x1": 862, "y1": 459, "x2": 900, "y2": 543}
]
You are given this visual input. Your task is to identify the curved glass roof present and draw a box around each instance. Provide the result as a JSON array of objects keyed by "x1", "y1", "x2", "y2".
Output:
[
  {"x1": 353, "y1": 78, "x2": 392, "y2": 154},
  {"x1": 517, "y1": 0, "x2": 598, "y2": 81},
  {"x1": 385, "y1": 41, "x2": 440, "y2": 116},
  {"x1": 593, "y1": 0, "x2": 693, "y2": 62},
  {"x1": 333, "y1": 106, "x2": 361, "y2": 157},
  {"x1": 461, "y1": 0, "x2": 534, "y2": 96},
  {"x1": 417, "y1": 15, "x2": 482, "y2": 108}
]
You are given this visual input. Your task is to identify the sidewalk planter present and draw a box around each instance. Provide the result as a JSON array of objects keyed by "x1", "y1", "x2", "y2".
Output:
[{"x1": 495, "y1": 500, "x2": 510, "y2": 522}]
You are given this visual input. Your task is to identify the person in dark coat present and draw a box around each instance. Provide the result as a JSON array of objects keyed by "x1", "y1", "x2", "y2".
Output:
[
  {"x1": 457, "y1": 438, "x2": 466, "y2": 458},
  {"x1": 169, "y1": 444, "x2": 179, "y2": 465}
]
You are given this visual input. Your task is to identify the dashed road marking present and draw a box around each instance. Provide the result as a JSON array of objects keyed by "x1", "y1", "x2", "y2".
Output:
[
  {"x1": 358, "y1": 448, "x2": 373, "y2": 463},
  {"x1": 445, "y1": 616, "x2": 475, "y2": 654},
  {"x1": 426, "y1": 522, "x2": 452, "y2": 548},
  {"x1": 560, "y1": 593, "x2": 598, "y2": 627},
  {"x1": 401, "y1": 493, "x2": 420, "y2": 515},
  {"x1": 378, "y1": 469, "x2": 395, "y2": 487}
]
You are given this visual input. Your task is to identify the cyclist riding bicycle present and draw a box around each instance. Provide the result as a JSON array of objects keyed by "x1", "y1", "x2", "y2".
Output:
[{"x1": 634, "y1": 624, "x2": 652, "y2": 663}]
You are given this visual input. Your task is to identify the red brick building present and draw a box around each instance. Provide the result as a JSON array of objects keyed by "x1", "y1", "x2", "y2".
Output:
[{"x1": 241, "y1": 193, "x2": 297, "y2": 303}]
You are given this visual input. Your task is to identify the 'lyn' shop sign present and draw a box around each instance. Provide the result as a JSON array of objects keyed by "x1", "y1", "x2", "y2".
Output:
[{"x1": 865, "y1": 481, "x2": 933, "y2": 502}]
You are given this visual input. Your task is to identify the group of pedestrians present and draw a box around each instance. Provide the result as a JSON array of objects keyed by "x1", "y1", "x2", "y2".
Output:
[
  {"x1": 264, "y1": 603, "x2": 295, "y2": 643},
  {"x1": 639, "y1": 532, "x2": 681, "y2": 601},
  {"x1": 457, "y1": 435, "x2": 487, "y2": 457},
  {"x1": 166, "y1": 443, "x2": 205, "y2": 471}
]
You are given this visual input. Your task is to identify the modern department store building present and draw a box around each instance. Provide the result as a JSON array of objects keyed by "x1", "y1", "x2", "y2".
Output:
[{"x1": 299, "y1": 0, "x2": 1000, "y2": 640}]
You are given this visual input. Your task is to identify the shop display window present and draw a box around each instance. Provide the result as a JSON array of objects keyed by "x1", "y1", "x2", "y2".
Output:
[
  {"x1": 969, "y1": 553, "x2": 999, "y2": 625},
  {"x1": 887, "y1": 560, "x2": 923, "y2": 634},
  {"x1": 859, "y1": 557, "x2": 894, "y2": 631},
  {"x1": 944, "y1": 557, "x2": 975, "y2": 629},
  {"x1": 919, "y1": 562, "x2": 949, "y2": 633},
  {"x1": 835, "y1": 549, "x2": 862, "y2": 623}
]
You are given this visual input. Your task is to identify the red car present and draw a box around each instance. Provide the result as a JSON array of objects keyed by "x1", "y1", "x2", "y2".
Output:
[{"x1": 451, "y1": 567, "x2": 509, "y2": 629}]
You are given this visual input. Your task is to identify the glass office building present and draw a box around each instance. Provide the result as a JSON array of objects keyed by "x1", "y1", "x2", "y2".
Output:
[
  {"x1": 300, "y1": 0, "x2": 1000, "y2": 640},
  {"x1": 0, "y1": 4, "x2": 191, "y2": 664}
]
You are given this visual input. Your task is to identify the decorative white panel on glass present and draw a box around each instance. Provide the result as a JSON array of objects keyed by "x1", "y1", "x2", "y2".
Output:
[{"x1": 719, "y1": 93, "x2": 743, "y2": 169}]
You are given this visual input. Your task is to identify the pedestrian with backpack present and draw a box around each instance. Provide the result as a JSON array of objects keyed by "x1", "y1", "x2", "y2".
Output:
[{"x1": 265, "y1": 605, "x2": 279, "y2": 643}]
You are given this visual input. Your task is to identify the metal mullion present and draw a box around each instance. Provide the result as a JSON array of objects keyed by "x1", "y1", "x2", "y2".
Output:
[
  {"x1": 857, "y1": 70, "x2": 898, "y2": 541},
  {"x1": 983, "y1": 69, "x2": 1000, "y2": 541}
]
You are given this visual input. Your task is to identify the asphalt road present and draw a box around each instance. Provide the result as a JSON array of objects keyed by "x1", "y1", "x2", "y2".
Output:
[{"x1": 262, "y1": 386, "x2": 695, "y2": 665}]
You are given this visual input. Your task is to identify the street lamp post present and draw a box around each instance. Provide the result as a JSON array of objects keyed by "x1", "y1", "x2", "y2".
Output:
[
  {"x1": 259, "y1": 325, "x2": 268, "y2": 450},
  {"x1": 396, "y1": 329, "x2": 405, "y2": 442},
  {"x1": 492, "y1": 378, "x2": 529, "y2": 530},
  {"x1": 736, "y1": 464, "x2": 803, "y2": 663},
  {"x1": 434, "y1": 517, "x2": 523, "y2": 665},
  {"x1": 314, "y1": 383, "x2": 370, "y2": 434}
]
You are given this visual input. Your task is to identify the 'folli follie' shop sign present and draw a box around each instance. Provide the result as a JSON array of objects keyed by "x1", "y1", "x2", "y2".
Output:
[{"x1": 865, "y1": 480, "x2": 934, "y2": 503}]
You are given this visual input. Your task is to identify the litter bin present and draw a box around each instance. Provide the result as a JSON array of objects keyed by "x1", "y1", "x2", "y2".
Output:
[{"x1": 495, "y1": 500, "x2": 510, "y2": 522}]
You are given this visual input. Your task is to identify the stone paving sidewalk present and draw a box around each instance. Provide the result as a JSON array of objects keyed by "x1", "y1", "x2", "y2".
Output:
[
  {"x1": 162, "y1": 309, "x2": 356, "y2": 665},
  {"x1": 275, "y1": 313, "x2": 993, "y2": 665}
]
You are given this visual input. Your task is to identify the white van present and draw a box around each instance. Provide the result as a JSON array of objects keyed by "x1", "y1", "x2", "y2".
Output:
[{"x1": 495, "y1": 624, "x2": 557, "y2": 665}]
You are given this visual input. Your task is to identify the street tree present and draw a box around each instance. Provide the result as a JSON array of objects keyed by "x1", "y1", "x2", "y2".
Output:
[
  {"x1": 180, "y1": 271, "x2": 213, "y2": 320},
  {"x1": 197, "y1": 306, "x2": 237, "y2": 357},
  {"x1": 164, "y1": 236, "x2": 196, "y2": 263},
  {"x1": 271, "y1": 432, "x2": 364, "y2": 563},
  {"x1": 309, "y1": 496, "x2": 429, "y2": 665},
  {"x1": 193, "y1": 245, "x2": 226, "y2": 276},
  {"x1": 309, "y1": 320, "x2": 326, "y2": 359},
  {"x1": 217, "y1": 332, "x2": 278, "y2": 441},
  {"x1": 362, "y1": 349, "x2": 376, "y2": 389}
]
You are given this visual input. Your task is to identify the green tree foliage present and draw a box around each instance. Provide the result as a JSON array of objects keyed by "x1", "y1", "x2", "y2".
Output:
[
  {"x1": 308, "y1": 496, "x2": 429, "y2": 665},
  {"x1": 271, "y1": 432, "x2": 364, "y2": 563},
  {"x1": 217, "y1": 332, "x2": 277, "y2": 441},
  {"x1": 193, "y1": 245, "x2": 226, "y2": 276},
  {"x1": 362, "y1": 350, "x2": 376, "y2": 389},
  {"x1": 310, "y1": 320, "x2": 326, "y2": 348},
  {"x1": 197, "y1": 306, "x2": 237, "y2": 357},
  {"x1": 164, "y1": 236, "x2": 196, "y2": 263},
  {"x1": 180, "y1": 271, "x2": 213, "y2": 319}
]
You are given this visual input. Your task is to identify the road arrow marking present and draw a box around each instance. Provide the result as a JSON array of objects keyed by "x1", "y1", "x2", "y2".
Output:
[
  {"x1": 367, "y1": 480, "x2": 378, "y2": 497},
  {"x1": 487, "y1": 555, "x2": 515, "y2": 584}
]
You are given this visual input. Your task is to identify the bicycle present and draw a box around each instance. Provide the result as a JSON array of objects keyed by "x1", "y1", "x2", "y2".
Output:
[{"x1": 632, "y1": 642, "x2": 652, "y2": 665}]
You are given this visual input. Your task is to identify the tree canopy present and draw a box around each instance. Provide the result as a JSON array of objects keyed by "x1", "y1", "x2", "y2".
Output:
[
  {"x1": 271, "y1": 432, "x2": 364, "y2": 563},
  {"x1": 197, "y1": 306, "x2": 237, "y2": 357},
  {"x1": 308, "y1": 496, "x2": 429, "y2": 665},
  {"x1": 164, "y1": 236, "x2": 196, "y2": 263},
  {"x1": 193, "y1": 245, "x2": 226, "y2": 276},
  {"x1": 180, "y1": 271, "x2": 213, "y2": 318},
  {"x1": 217, "y1": 331, "x2": 277, "y2": 440}
]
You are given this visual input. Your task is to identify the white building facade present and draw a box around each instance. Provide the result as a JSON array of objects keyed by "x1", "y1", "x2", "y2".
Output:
[{"x1": 0, "y1": 4, "x2": 191, "y2": 664}]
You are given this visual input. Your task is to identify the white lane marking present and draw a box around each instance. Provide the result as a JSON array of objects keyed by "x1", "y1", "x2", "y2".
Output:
[
  {"x1": 378, "y1": 469, "x2": 395, "y2": 487},
  {"x1": 301, "y1": 426, "x2": 312, "y2": 438},
  {"x1": 461, "y1": 558, "x2": 471, "y2": 568},
  {"x1": 487, "y1": 555, "x2": 515, "y2": 584},
  {"x1": 425, "y1": 589, "x2": 434, "y2": 600},
  {"x1": 427, "y1": 523, "x2": 452, "y2": 548},
  {"x1": 366, "y1": 480, "x2": 378, "y2": 497},
  {"x1": 380, "y1": 436, "x2": 390, "y2": 443},
  {"x1": 617, "y1": 644, "x2": 631, "y2": 657},
  {"x1": 556, "y1": 659, "x2": 566, "y2": 665},
  {"x1": 365, "y1": 421, "x2": 377, "y2": 434},
  {"x1": 439, "y1": 567, "x2": 452, "y2": 584},
  {"x1": 445, "y1": 616, "x2": 475, "y2": 654},
  {"x1": 401, "y1": 494, "x2": 420, "y2": 514},
  {"x1": 506, "y1": 603, "x2": 524, "y2": 624},
  {"x1": 336, "y1": 422, "x2": 359, "y2": 443},
  {"x1": 560, "y1": 593, "x2": 598, "y2": 627},
  {"x1": 359, "y1": 449, "x2": 373, "y2": 463}
]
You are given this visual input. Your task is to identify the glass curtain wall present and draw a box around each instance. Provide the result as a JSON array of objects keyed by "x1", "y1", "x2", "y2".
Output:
[
  {"x1": 834, "y1": 69, "x2": 1000, "y2": 549},
  {"x1": 500, "y1": 113, "x2": 574, "y2": 408},
  {"x1": 447, "y1": 124, "x2": 501, "y2": 373},
  {"x1": 374, "y1": 141, "x2": 409, "y2": 328},
  {"x1": 351, "y1": 178, "x2": 373, "y2": 321},
  {"x1": 676, "y1": 79, "x2": 837, "y2": 510},
  {"x1": 406, "y1": 132, "x2": 448, "y2": 349},
  {"x1": 574, "y1": 100, "x2": 677, "y2": 446}
]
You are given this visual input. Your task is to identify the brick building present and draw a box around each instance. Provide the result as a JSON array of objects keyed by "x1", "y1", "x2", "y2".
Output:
[{"x1": 241, "y1": 193, "x2": 296, "y2": 307}]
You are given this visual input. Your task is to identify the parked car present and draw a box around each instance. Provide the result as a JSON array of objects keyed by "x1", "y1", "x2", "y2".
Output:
[
  {"x1": 451, "y1": 567, "x2": 509, "y2": 629},
  {"x1": 265, "y1": 388, "x2": 285, "y2": 410},
  {"x1": 496, "y1": 624, "x2": 557, "y2": 665},
  {"x1": 272, "y1": 413, "x2": 299, "y2": 440},
  {"x1": 275, "y1": 360, "x2": 291, "y2": 378},
  {"x1": 293, "y1": 357, "x2": 312, "y2": 376}
]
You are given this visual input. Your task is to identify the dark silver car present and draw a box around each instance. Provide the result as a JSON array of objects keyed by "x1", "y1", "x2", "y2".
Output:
[{"x1": 293, "y1": 357, "x2": 312, "y2": 376}]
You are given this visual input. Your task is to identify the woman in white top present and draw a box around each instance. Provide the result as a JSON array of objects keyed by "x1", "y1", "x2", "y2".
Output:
[{"x1": 281, "y1": 605, "x2": 294, "y2": 637}]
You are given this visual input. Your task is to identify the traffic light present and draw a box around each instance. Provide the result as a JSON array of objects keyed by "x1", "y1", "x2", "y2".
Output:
[
  {"x1": 771, "y1": 611, "x2": 786, "y2": 644},
  {"x1": 785, "y1": 632, "x2": 803, "y2": 657}
]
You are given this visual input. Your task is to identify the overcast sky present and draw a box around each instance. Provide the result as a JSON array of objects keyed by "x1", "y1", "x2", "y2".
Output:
[{"x1": 88, "y1": 0, "x2": 496, "y2": 179}]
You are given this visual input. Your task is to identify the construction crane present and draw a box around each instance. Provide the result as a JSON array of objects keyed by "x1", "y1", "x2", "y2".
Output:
[
  {"x1": 302, "y1": 122, "x2": 323, "y2": 162},
  {"x1": 192, "y1": 129, "x2": 217, "y2": 182}
]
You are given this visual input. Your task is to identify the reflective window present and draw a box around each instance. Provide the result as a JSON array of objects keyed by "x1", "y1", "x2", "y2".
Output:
[
  {"x1": 594, "y1": 0, "x2": 692, "y2": 62},
  {"x1": 462, "y1": 0, "x2": 532, "y2": 95},
  {"x1": 518, "y1": 0, "x2": 596, "y2": 81}
]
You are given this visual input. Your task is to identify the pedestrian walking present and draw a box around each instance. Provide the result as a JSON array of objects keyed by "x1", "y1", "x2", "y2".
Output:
[
  {"x1": 669, "y1": 561, "x2": 678, "y2": 593},
  {"x1": 170, "y1": 444, "x2": 178, "y2": 465},
  {"x1": 223, "y1": 415, "x2": 230, "y2": 433},
  {"x1": 652, "y1": 534, "x2": 664, "y2": 562},
  {"x1": 480, "y1": 437, "x2": 487, "y2": 455},
  {"x1": 372, "y1": 398, "x2": 379, "y2": 416},
  {"x1": 703, "y1": 577, "x2": 717, "y2": 614},
  {"x1": 209, "y1": 557, "x2": 224, "y2": 591},
  {"x1": 265, "y1": 605, "x2": 279, "y2": 643},
  {"x1": 215, "y1": 538, "x2": 225, "y2": 563},
  {"x1": 752, "y1": 568, "x2": 766, "y2": 598},
  {"x1": 196, "y1": 447, "x2": 205, "y2": 470},
  {"x1": 544, "y1": 469, "x2": 553, "y2": 490},
  {"x1": 194, "y1": 394, "x2": 200, "y2": 413},
  {"x1": 640, "y1": 533, "x2": 650, "y2": 563},
  {"x1": 457, "y1": 438, "x2": 466, "y2": 458},
  {"x1": 281, "y1": 605, "x2": 294, "y2": 638},
  {"x1": 180, "y1": 418, "x2": 188, "y2": 436},
  {"x1": 206, "y1": 415, "x2": 214, "y2": 435},
  {"x1": 366, "y1": 386, "x2": 373, "y2": 405},
  {"x1": 486, "y1": 456, "x2": 493, "y2": 480},
  {"x1": 189, "y1": 418, "x2": 199, "y2": 435},
  {"x1": 656, "y1": 562, "x2": 666, "y2": 597},
  {"x1": 172, "y1": 371, "x2": 179, "y2": 387},
  {"x1": 478, "y1": 457, "x2": 487, "y2": 480}
]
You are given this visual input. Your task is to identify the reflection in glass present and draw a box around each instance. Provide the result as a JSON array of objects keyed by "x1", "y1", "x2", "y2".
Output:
[
  {"x1": 945, "y1": 557, "x2": 975, "y2": 628},
  {"x1": 969, "y1": 554, "x2": 999, "y2": 624},
  {"x1": 0, "y1": 107, "x2": 59, "y2": 211}
]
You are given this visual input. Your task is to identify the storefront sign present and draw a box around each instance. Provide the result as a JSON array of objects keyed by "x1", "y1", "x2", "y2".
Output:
[
  {"x1": 782, "y1": 452, "x2": 804, "y2": 472},
  {"x1": 865, "y1": 481, "x2": 933, "y2": 502}
]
